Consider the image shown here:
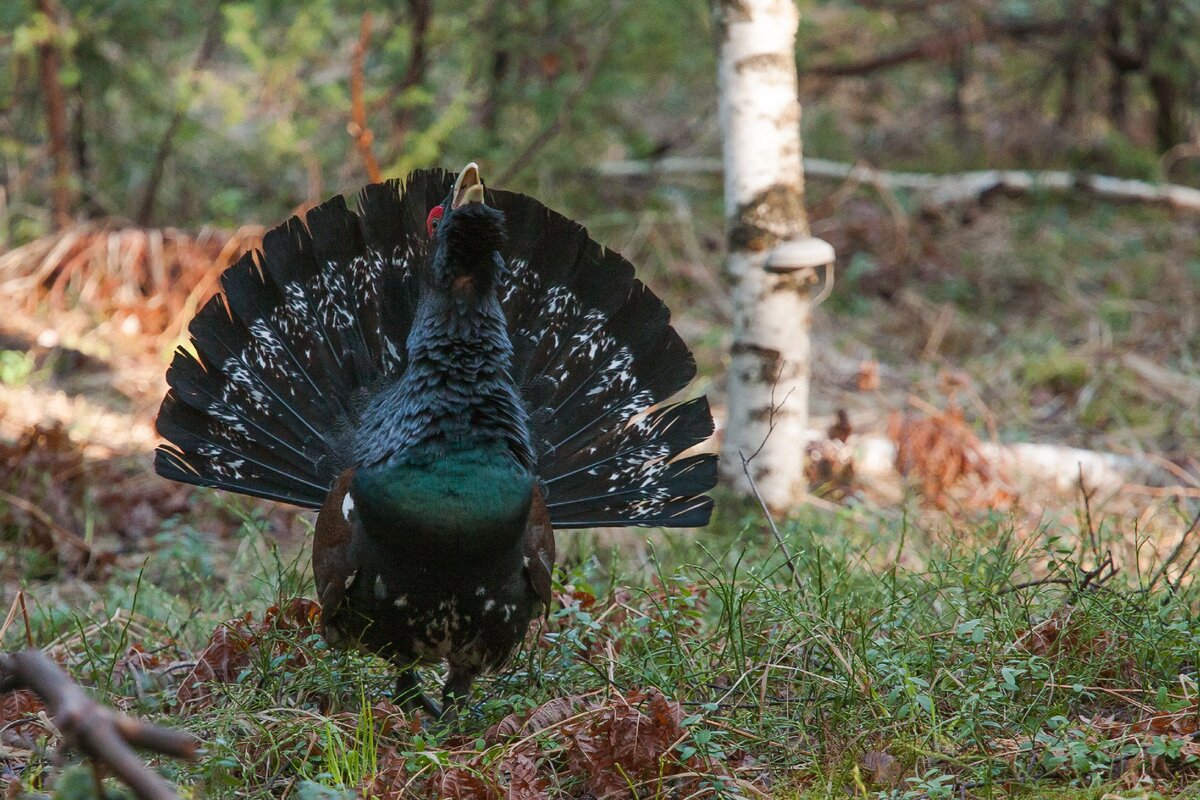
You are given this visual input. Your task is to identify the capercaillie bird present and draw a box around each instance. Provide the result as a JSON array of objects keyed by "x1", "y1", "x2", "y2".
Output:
[{"x1": 154, "y1": 163, "x2": 717, "y2": 717}]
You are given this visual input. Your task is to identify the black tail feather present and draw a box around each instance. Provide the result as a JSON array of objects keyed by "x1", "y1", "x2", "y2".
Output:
[
  {"x1": 489, "y1": 189, "x2": 717, "y2": 529},
  {"x1": 156, "y1": 170, "x2": 717, "y2": 527},
  {"x1": 542, "y1": 397, "x2": 714, "y2": 492},
  {"x1": 163, "y1": 352, "x2": 321, "y2": 468},
  {"x1": 541, "y1": 397, "x2": 716, "y2": 528},
  {"x1": 546, "y1": 456, "x2": 717, "y2": 528},
  {"x1": 155, "y1": 171, "x2": 450, "y2": 508},
  {"x1": 155, "y1": 401, "x2": 331, "y2": 502}
]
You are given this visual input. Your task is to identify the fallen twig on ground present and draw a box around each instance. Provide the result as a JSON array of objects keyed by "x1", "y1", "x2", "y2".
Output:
[
  {"x1": 1148, "y1": 507, "x2": 1200, "y2": 592},
  {"x1": 0, "y1": 649, "x2": 197, "y2": 800}
]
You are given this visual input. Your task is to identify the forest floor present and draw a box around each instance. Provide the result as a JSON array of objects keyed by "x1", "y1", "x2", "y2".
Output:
[{"x1": 2, "y1": 183, "x2": 1199, "y2": 799}]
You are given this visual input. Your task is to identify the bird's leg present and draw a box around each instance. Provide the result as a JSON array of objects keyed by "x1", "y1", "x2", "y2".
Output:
[
  {"x1": 439, "y1": 667, "x2": 476, "y2": 723},
  {"x1": 394, "y1": 669, "x2": 442, "y2": 719}
]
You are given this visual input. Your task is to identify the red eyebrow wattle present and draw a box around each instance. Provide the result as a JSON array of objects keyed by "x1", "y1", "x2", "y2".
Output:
[{"x1": 426, "y1": 205, "x2": 444, "y2": 237}]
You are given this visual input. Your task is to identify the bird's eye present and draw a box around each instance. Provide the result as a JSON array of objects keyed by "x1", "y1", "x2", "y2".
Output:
[{"x1": 426, "y1": 205, "x2": 444, "y2": 237}]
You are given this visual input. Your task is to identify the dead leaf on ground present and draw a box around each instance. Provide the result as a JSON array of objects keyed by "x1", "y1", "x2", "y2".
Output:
[
  {"x1": 806, "y1": 410, "x2": 857, "y2": 499},
  {"x1": 0, "y1": 690, "x2": 45, "y2": 746},
  {"x1": 175, "y1": 598, "x2": 321, "y2": 710},
  {"x1": 1014, "y1": 608, "x2": 1136, "y2": 685},
  {"x1": 860, "y1": 749, "x2": 904, "y2": 789},
  {"x1": 857, "y1": 360, "x2": 881, "y2": 391},
  {"x1": 1, "y1": 422, "x2": 192, "y2": 575},
  {"x1": 889, "y1": 403, "x2": 1015, "y2": 509}
]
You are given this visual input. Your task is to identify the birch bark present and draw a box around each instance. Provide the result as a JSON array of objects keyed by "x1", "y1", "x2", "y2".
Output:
[{"x1": 716, "y1": 0, "x2": 812, "y2": 511}]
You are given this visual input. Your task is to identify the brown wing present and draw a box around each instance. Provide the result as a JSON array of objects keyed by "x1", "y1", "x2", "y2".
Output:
[
  {"x1": 523, "y1": 485, "x2": 555, "y2": 615},
  {"x1": 313, "y1": 469, "x2": 360, "y2": 644}
]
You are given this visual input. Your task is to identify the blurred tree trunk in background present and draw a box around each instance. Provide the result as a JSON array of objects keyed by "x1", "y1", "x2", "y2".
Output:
[
  {"x1": 716, "y1": 0, "x2": 812, "y2": 512},
  {"x1": 36, "y1": 0, "x2": 72, "y2": 228},
  {"x1": 135, "y1": 3, "x2": 224, "y2": 227},
  {"x1": 386, "y1": 0, "x2": 432, "y2": 151}
]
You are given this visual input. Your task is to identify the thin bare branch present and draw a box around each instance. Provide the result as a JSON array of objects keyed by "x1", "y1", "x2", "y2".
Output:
[
  {"x1": 740, "y1": 365, "x2": 802, "y2": 590},
  {"x1": 0, "y1": 488, "x2": 92, "y2": 558},
  {"x1": 136, "y1": 1, "x2": 225, "y2": 226},
  {"x1": 1149, "y1": 507, "x2": 1200, "y2": 590},
  {"x1": 1078, "y1": 463, "x2": 1098, "y2": 557},
  {"x1": 740, "y1": 454, "x2": 802, "y2": 591},
  {"x1": 349, "y1": 13, "x2": 382, "y2": 183},
  {"x1": 804, "y1": 16, "x2": 1074, "y2": 78},
  {"x1": 999, "y1": 553, "x2": 1117, "y2": 597},
  {"x1": 496, "y1": 4, "x2": 626, "y2": 185}
]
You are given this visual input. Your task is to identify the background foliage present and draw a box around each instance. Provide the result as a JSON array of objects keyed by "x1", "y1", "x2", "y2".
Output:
[{"x1": 3, "y1": 0, "x2": 1198, "y2": 242}]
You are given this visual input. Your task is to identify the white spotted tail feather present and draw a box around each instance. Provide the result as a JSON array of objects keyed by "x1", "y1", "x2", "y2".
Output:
[
  {"x1": 499, "y1": 196, "x2": 716, "y2": 527},
  {"x1": 155, "y1": 169, "x2": 717, "y2": 528}
]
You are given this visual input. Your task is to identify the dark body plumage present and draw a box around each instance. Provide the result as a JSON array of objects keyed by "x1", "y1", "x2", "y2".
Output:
[{"x1": 155, "y1": 165, "x2": 716, "y2": 714}]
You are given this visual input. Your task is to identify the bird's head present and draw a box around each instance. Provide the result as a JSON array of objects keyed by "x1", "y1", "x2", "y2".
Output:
[{"x1": 425, "y1": 162, "x2": 507, "y2": 297}]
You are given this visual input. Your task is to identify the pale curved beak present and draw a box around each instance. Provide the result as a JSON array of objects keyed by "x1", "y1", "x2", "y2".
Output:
[{"x1": 451, "y1": 162, "x2": 485, "y2": 209}]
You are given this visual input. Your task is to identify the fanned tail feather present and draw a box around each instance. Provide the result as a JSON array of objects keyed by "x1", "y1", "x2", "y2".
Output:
[
  {"x1": 490, "y1": 190, "x2": 717, "y2": 528},
  {"x1": 155, "y1": 171, "x2": 451, "y2": 507},
  {"x1": 156, "y1": 169, "x2": 716, "y2": 526}
]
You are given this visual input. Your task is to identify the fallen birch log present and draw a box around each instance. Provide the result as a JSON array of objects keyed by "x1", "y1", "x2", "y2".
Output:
[
  {"x1": 596, "y1": 157, "x2": 1200, "y2": 215},
  {"x1": 848, "y1": 433, "x2": 1179, "y2": 495}
]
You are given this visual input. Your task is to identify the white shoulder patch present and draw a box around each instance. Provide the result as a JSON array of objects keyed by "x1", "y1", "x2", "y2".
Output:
[{"x1": 341, "y1": 492, "x2": 355, "y2": 520}]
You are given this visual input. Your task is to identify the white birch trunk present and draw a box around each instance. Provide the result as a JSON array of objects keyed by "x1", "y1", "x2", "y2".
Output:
[{"x1": 716, "y1": 0, "x2": 812, "y2": 511}]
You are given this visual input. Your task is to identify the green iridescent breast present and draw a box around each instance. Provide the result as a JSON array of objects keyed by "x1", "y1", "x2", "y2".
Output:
[{"x1": 351, "y1": 442, "x2": 534, "y2": 547}]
